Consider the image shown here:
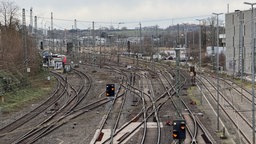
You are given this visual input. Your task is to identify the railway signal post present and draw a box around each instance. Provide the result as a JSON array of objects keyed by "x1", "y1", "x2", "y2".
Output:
[
  {"x1": 173, "y1": 119, "x2": 186, "y2": 144},
  {"x1": 106, "y1": 84, "x2": 115, "y2": 98}
]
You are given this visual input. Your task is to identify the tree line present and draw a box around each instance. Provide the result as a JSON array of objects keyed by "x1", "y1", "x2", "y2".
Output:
[{"x1": 0, "y1": 1, "x2": 41, "y2": 92}]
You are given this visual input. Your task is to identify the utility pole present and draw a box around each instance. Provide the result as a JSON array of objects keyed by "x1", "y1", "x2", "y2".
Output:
[
  {"x1": 192, "y1": 30, "x2": 194, "y2": 59},
  {"x1": 51, "y1": 12, "x2": 54, "y2": 51},
  {"x1": 244, "y1": 2, "x2": 256, "y2": 144},
  {"x1": 237, "y1": 10, "x2": 244, "y2": 103},
  {"x1": 211, "y1": 21, "x2": 215, "y2": 71},
  {"x1": 34, "y1": 16, "x2": 37, "y2": 48},
  {"x1": 74, "y1": 19, "x2": 78, "y2": 60},
  {"x1": 22, "y1": 8, "x2": 28, "y2": 85},
  {"x1": 184, "y1": 24, "x2": 187, "y2": 49},
  {"x1": 117, "y1": 28, "x2": 119, "y2": 65},
  {"x1": 175, "y1": 48, "x2": 180, "y2": 92},
  {"x1": 92, "y1": 21, "x2": 95, "y2": 48},
  {"x1": 155, "y1": 25, "x2": 159, "y2": 49},
  {"x1": 51, "y1": 12, "x2": 53, "y2": 33},
  {"x1": 99, "y1": 27, "x2": 102, "y2": 68},
  {"x1": 139, "y1": 22, "x2": 142, "y2": 53},
  {"x1": 213, "y1": 12, "x2": 223, "y2": 132},
  {"x1": 196, "y1": 19, "x2": 203, "y2": 104},
  {"x1": 237, "y1": 10, "x2": 244, "y2": 77},
  {"x1": 177, "y1": 24, "x2": 180, "y2": 47},
  {"x1": 22, "y1": 8, "x2": 27, "y2": 60},
  {"x1": 175, "y1": 48, "x2": 182, "y2": 118},
  {"x1": 92, "y1": 21, "x2": 95, "y2": 67},
  {"x1": 196, "y1": 19, "x2": 203, "y2": 72},
  {"x1": 117, "y1": 34, "x2": 119, "y2": 65}
]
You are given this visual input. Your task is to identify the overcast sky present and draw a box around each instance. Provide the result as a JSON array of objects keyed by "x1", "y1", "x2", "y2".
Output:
[{"x1": 12, "y1": 0, "x2": 255, "y2": 29}]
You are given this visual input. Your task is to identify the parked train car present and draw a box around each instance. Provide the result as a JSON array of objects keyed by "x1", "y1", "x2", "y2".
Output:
[{"x1": 42, "y1": 52, "x2": 67, "y2": 73}]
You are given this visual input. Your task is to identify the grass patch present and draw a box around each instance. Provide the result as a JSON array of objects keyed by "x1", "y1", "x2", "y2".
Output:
[
  {"x1": 187, "y1": 86, "x2": 195, "y2": 96},
  {"x1": 222, "y1": 74, "x2": 252, "y2": 89},
  {"x1": 187, "y1": 86, "x2": 201, "y2": 104},
  {"x1": 0, "y1": 72, "x2": 56, "y2": 113},
  {"x1": 233, "y1": 79, "x2": 252, "y2": 89}
]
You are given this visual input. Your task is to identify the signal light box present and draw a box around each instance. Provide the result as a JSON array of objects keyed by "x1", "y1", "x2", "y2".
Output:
[
  {"x1": 172, "y1": 119, "x2": 186, "y2": 140},
  {"x1": 106, "y1": 84, "x2": 115, "y2": 97}
]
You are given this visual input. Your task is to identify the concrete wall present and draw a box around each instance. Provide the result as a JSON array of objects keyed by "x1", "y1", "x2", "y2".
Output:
[{"x1": 225, "y1": 9, "x2": 255, "y2": 75}]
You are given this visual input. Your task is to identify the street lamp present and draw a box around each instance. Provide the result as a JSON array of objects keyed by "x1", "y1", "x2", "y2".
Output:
[
  {"x1": 212, "y1": 12, "x2": 223, "y2": 132},
  {"x1": 244, "y1": 2, "x2": 256, "y2": 144}
]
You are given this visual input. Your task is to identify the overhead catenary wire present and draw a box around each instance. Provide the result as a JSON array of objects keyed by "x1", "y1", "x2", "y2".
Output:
[{"x1": 19, "y1": 12, "x2": 216, "y2": 30}]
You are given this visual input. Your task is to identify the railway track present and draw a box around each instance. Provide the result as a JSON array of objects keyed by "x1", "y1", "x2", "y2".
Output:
[
  {"x1": 8, "y1": 71, "x2": 91, "y2": 143},
  {"x1": 198, "y1": 74, "x2": 252, "y2": 143},
  {"x1": 99, "y1": 55, "x2": 221, "y2": 143},
  {"x1": 159, "y1": 68, "x2": 214, "y2": 144},
  {"x1": 0, "y1": 72, "x2": 67, "y2": 140},
  {"x1": 89, "y1": 66, "x2": 175, "y2": 143},
  {"x1": 92, "y1": 82, "x2": 124, "y2": 144},
  {"x1": 1, "y1": 52, "x2": 227, "y2": 144},
  {"x1": 100, "y1": 56, "x2": 215, "y2": 143}
]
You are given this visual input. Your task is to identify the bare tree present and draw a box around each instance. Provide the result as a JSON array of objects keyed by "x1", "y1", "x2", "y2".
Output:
[
  {"x1": 0, "y1": 0, "x2": 19, "y2": 27},
  {"x1": 0, "y1": 1, "x2": 20, "y2": 69},
  {"x1": 0, "y1": 1, "x2": 40, "y2": 89}
]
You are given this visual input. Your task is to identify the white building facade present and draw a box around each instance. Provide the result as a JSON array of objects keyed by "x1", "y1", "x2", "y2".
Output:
[{"x1": 225, "y1": 9, "x2": 255, "y2": 75}]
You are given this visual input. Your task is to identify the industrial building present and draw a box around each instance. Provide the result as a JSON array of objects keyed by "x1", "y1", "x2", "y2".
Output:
[{"x1": 225, "y1": 9, "x2": 254, "y2": 76}]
